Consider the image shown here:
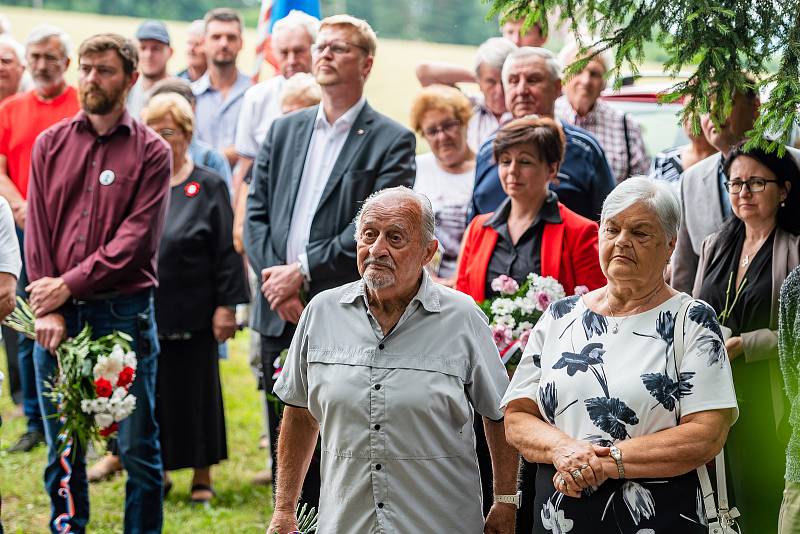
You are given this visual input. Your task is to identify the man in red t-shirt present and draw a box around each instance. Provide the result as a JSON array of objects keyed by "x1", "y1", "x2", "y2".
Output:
[{"x1": 0, "y1": 24, "x2": 78, "y2": 454}]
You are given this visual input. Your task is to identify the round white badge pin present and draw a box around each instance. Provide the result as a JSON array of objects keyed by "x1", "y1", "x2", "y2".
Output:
[{"x1": 99, "y1": 170, "x2": 115, "y2": 186}]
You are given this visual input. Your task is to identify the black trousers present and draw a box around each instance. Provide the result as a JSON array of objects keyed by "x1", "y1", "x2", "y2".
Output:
[{"x1": 261, "y1": 331, "x2": 321, "y2": 510}]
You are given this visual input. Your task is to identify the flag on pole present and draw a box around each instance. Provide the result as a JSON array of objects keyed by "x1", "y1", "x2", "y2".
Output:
[{"x1": 253, "y1": 0, "x2": 321, "y2": 80}]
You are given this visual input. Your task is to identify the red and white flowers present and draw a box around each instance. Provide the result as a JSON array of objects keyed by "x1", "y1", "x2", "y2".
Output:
[{"x1": 81, "y1": 344, "x2": 138, "y2": 437}]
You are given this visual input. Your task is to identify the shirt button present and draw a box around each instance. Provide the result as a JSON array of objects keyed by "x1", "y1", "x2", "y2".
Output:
[
  {"x1": 86, "y1": 185, "x2": 93, "y2": 192},
  {"x1": 374, "y1": 384, "x2": 381, "y2": 390},
  {"x1": 375, "y1": 464, "x2": 382, "y2": 470},
  {"x1": 91, "y1": 161, "x2": 97, "y2": 167},
  {"x1": 374, "y1": 424, "x2": 380, "y2": 430},
  {"x1": 77, "y1": 235, "x2": 85, "y2": 242},
  {"x1": 378, "y1": 343, "x2": 385, "y2": 350},
  {"x1": 82, "y1": 210, "x2": 88, "y2": 217},
  {"x1": 377, "y1": 502, "x2": 384, "y2": 509}
]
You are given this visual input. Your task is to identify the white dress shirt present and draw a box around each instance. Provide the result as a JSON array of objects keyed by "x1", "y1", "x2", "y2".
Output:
[
  {"x1": 286, "y1": 97, "x2": 367, "y2": 278},
  {"x1": 234, "y1": 75, "x2": 286, "y2": 159}
]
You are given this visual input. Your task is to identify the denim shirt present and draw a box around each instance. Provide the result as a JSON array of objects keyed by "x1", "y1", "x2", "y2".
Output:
[{"x1": 274, "y1": 272, "x2": 510, "y2": 533}]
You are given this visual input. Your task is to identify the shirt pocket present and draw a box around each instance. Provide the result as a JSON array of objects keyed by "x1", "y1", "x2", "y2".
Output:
[{"x1": 380, "y1": 353, "x2": 472, "y2": 459}]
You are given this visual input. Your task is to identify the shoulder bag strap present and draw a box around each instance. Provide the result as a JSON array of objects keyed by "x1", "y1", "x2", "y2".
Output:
[
  {"x1": 673, "y1": 298, "x2": 720, "y2": 524},
  {"x1": 622, "y1": 113, "x2": 632, "y2": 179}
]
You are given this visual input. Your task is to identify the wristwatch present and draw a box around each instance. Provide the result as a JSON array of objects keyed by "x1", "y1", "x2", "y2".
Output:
[
  {"x1": 610, "y1": 445, "x2": 625, "y2": 479},
  {"x1": 296, "y1": 260, "x2": 310, "y2": 282},
  {"x1": 494, "y1": 491, "x2": 521, "y2": 508}
]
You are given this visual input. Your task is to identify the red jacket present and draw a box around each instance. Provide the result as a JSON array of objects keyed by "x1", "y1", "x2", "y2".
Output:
[{"x1": 456, "y1": 202, "x2": 606, "y2": 302}]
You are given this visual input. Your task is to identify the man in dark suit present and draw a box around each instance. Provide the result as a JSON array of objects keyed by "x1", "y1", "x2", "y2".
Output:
[{"x1": 244, "y1": 14, "x2": 416, "y2": 508}]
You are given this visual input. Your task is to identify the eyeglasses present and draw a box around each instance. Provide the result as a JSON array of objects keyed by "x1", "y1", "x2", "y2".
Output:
[
  {"x1": 156, "y1": 128, "x2": 183, "y2": 139},
  {"x1": 422, "y1": 120, "x2": 461, "y2": 138},
  {"x1": 311, "y1": 40, "x2": 368, "y2": 56},
  {"x1": 724, "y1": 177, "x2": 782, "y2": 194}
]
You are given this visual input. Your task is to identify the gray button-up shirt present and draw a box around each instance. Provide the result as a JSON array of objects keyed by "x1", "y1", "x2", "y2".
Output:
[{"x1": 274, "y1": 272, "x2": 510, "y2": 534}]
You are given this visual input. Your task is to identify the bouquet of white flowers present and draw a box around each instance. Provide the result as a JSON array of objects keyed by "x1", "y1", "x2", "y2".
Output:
[
  {"x1": 480, "y1": 274, "x2": 588, "y2": 372},
  {"x1": 4, "y1": 298, "x2": 138, "y2": 449}
]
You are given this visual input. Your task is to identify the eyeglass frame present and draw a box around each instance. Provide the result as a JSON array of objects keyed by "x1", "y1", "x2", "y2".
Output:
[
  {"x1": 421, "y1": 119, "x2": 462, "y2": 139},
  {"x1": 724, "y1": 176, "x2": 784, "y2": 194},
  {"x1": 311, "y1": 39, "x2": 369, "y2": 56}
]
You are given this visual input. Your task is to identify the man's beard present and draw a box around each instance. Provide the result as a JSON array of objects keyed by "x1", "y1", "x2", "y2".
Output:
[
  {"x1": 362, "y1": 257, "x2": 396, "y2": 290},
  {"x1": 211, "y1": 56, "x2": 235, "y2": 68},
  {"x1": 79, "y1": 83, "x2": 124, "y2": 115}
]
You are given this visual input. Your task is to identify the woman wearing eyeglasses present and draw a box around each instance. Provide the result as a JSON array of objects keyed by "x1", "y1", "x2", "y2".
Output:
[
  {"x1": 694, "y1": 142, "x2": 800, "y2": 532},
  {"x1": 410, "y1": 84, "x2": 476, "y2": 287}
]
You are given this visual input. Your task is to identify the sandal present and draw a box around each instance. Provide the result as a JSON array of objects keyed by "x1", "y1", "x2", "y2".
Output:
[{"x1": 190, "y1": 483, "x2": 216, "y2": 507}]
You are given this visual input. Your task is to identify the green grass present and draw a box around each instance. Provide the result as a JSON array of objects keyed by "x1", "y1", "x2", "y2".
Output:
[{"x1": 0, "y1": 331, "x2": 273, "y2": 533}]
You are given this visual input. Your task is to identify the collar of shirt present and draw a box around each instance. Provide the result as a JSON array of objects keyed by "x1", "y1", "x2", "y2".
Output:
[
  {"x1": 484, "y1": 190, "x2": 561, "y2": 229},
  {"x1": 71, "y1": 109, "x2": 134, "y2": 138},
  {"x1": 313, "y1": 95, "x2": 367, "y2": 132},
  {"x1": 471, "y1": 94, "x2": 513, "y2": 125},
  {"x1": 192, "y1": 71, "x2": 252, "y2": 101},
  {"x1": 717, "y1": 153, "x2": 733, "y2": 216},
  {"x1": 338, "y1": 269, "x2": 442, "y2": 315}
]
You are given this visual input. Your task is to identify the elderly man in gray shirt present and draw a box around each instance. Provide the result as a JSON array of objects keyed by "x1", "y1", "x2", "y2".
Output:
[{"x1": 268, "y1": 187, "x2": 519, "y2": 534}]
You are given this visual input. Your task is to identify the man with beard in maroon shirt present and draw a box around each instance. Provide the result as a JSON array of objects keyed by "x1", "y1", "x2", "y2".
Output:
[{"x1": 25, "y1": 33, "x2": 171, "y2": 534}]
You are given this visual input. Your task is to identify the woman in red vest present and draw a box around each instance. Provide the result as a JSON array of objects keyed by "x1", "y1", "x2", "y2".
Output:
[
  {"x1": 457, "y1": 117, "x2": 606, "y2": 302},
  {"x1": 456, "y1": 117, "x2": 605, "y2": 528}
]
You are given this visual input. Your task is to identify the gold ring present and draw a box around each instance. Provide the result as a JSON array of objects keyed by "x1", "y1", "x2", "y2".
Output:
[
  {"x1": 571, "y1": 469, "x2": 583, "y2": 481},
  {"x1": 559, "y1": 476, "x2": 567, "y2": 487}
]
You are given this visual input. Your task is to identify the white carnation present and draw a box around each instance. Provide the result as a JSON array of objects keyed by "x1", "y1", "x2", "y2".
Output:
[
  {"x1": 490, "y1": 298, "x2": 515, "y2": 316},
  {"x1": 515, "y1": 297, "x2": 537, "y2": 314},
  {"x1": 94, "y1": 412, "x2": 114, "y2": 428},
  {"x1": 123, "y1": 350, "x2": 137, "y2": 371},
  {"x1": 494, "y1": 315, "x2": 516, "y2": 329},
  {"x1": 81, "y1": 399, "x2": 94, "y2": 414}
]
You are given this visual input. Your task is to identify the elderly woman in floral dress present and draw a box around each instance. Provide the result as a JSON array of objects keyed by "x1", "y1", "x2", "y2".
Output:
[{"x1": 502, "y1": 177, "x2": 739, "y2": 533}]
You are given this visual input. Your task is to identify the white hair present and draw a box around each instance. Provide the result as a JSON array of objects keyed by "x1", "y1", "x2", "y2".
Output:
[
  {"x1": 187, "y1": 19, "x2": 205, "y2": 37},
  {"x1": 0, "y1": 14, "x2": 11, "y2": 35},
  {"x1": 601, "y1": 176, "x2": 681, "y2": 240},
  {"x1": 557, "y1": 39, "x2": 613, "y2": 74},
  {"x1": 474, "y1": 37, "x2": 517, "y2": 78},
  {"x1": 355, "y1": 187, "x2": 436, "y2": 244},
  {"x1": 272, "y1": 9, "x2": 320, "y2": 44},
  {"x1": 502, "y1": 47, "x2": 562, "y2": 89},
  {"x1": 0, "y1": 35, "x2": 24, "y2": 66},
  {"x1": 26, "y1": 24, "x2": 71, "y2": 58},
  {"x1": 280, "y1": 72, "x2": 321, "y2": 107}
]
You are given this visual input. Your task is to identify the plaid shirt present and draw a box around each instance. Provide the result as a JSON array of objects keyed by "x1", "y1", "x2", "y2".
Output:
[
  {"x1": 555, "y1": 95, "x2": 650, "y2": 183},
  {"x1": 468, "y1": 94, "x2": 512, "y2": 153}
]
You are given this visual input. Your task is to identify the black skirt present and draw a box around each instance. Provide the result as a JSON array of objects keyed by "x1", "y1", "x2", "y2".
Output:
[
  {"x1": 156, "y1": 329, "x2": 227, "y2": 470},
  {"x1": 533, "y1": 463, "x2": 708, "y2": 533}
]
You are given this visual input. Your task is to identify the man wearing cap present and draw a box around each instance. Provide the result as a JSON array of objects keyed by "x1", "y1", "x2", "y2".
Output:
[{"x1": 127, "y1": 19, "x2": 173, "y2": 119}]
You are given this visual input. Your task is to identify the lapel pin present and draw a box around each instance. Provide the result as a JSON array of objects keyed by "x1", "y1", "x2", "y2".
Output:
[
  {"x1": 356, "y1": 129, "x2": 365, "y2": 135},
  {"x1": 184, "y1": 181, "x2": 200, "y2": 197},
  {"x1": 98, "y1": 170, "x2": 115, "y2": 186}
]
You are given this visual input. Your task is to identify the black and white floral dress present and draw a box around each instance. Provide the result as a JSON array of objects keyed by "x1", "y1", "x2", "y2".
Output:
[{"x1": 501, "y1": 293, "x2": 739, "y2": 533}]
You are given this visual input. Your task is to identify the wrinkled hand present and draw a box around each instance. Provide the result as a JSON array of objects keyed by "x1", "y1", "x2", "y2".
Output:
[
  {"x1": 26, "y1": 276, "x2": 71, "y2": 316},
  {"x1": 261, "y1": 265, "x2": 303, "y2": 308},
  {"x1": 551, "y1": 438, "x2": 610, "y2": 497},
  {"x1": 35, "y1": 312, "x2": 66, "y2": 354},
  {"x1": 212, "y1": 306, "x2": 237, "y2": 342},
  {"x1": 725, "y1": 336, "x2": 743, "y2": 361},
  {"x1": 10, "y1": 200, "x2": 26, "y2": 229},
  {"x1": 265, "y1": 508, "x2": 298, "y2": 534},
  {"x1": 274, "y1": 296, "x2": 304, "y2": 324},
  {"x1": 484, "y1": 502, "x2": 516, "y2": 534}
]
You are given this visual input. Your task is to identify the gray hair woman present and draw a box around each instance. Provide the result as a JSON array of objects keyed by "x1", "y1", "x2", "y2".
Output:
[{"x1": 502, "y1": 176, "x2": 739, "y2": 532}]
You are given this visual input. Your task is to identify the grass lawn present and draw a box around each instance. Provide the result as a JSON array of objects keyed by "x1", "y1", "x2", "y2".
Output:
[{"x1": 0, "y1": 331, "x2": 273, "y2": 533}]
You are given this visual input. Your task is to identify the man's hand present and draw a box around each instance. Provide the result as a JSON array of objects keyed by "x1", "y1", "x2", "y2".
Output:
[
  {"x1": 35, "y1": 312, "x2": 66, "y2": 354},
  {"x1": 212, "y1": 306, "x2": 237, "y2": 342},
  {"x1": 274, "y1": 296, "x2": 304, "y2": 324},
  {"x1": 26, "y1": 276, "x2": 71, "y2": 316},
  {"x1": 261, "y1": 264, "x2": 303, "y2": 308},
  {"x1": 10, "y1": 200, "x2": 26, "y2": 229},
  {"x1": 484, "y1": 502, "x2": 516, "y2": 534},
  {"x1": 265, "y1": 508, "x2": 298, "y2": 534}
]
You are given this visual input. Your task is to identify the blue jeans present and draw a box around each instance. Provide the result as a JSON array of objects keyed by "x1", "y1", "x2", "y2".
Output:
[
  {"x1": 12, "y1": 227, "x2": 41, "y2": 434},
  {"x1": 33, "y1": 291, "x2": 163, "y2": 534}
]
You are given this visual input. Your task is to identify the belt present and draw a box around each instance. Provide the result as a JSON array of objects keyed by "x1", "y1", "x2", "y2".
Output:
[
  {"x1": 158, "y1": 332, "x2": 193, "y2": 341},
  {"x1": 71, "y1": 290, "x2": 121, "y2": 304}
]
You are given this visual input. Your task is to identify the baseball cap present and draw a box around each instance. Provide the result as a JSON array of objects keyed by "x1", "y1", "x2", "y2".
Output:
[{"x1": 136, "y1": 20, "x2": 170, "y2": 45}]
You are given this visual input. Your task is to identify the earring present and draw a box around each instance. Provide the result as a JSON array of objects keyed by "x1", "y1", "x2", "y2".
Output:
[{"x1": 782, "y1": 201, "x2": 786, "y2": 207}]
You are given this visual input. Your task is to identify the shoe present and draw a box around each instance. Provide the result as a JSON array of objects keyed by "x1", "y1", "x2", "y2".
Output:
[
  {"x1": 8, "y1": 430, "x2": 44, "y2": 453},
  {"x1": 87, "y1": 454, "x2": 123, "y2": 483},
  {"x1": 190, "y1": 483, "x2": 215, "y2": 507},
  {"x1": 252, "y1": 469, "x2": 273, "y2": 485}
]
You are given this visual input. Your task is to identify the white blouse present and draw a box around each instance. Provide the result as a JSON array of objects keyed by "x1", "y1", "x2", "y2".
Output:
[{"x1": 501, "y1": 293, "x2": 739, "y2": 443}]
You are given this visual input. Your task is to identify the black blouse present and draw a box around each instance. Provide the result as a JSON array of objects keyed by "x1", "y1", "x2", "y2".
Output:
[
  {"x1": 155, "y1": 166, "x2": 249, "y2": 334},
  {"x1": 697, "y1": 227, "x2": 775, "y2": 336},
  {"x1": 484, "y1": 192, "x2": 561, "y2": 299}
]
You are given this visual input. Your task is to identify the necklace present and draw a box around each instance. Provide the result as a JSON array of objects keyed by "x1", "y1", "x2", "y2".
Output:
[
  {"x1": 741, "y1": 254, "x2": 750, "y2": 268},
  {"x1": 605, "y1": 286, "x2": 663, "y2": 334}
]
